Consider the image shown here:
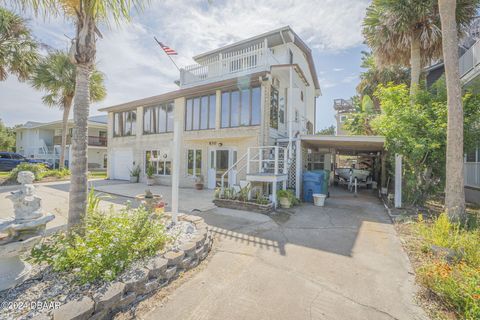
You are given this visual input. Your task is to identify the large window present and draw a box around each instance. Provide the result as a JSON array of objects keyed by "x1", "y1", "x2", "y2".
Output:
[
  {"x1": 145, "y1": 150, "x2": 171, "y2": 176},
  {"x1": 221, "y1": 86, "x2": 261, "y2": 128},
  {"x1": 114, "y1": 110, "x2": 136, "y2": 136},
  {"x1": 187, "y1": 149, "x2": 202, "y2": 176},
  {"x1": 144, "y1": 102, "x2": 174, "y2": 134},
  {"x1": 185, "y1": 94, "x2": 216, "y2": 131}
]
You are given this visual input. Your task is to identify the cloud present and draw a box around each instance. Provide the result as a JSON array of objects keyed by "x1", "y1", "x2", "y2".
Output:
[
  {"x1": 342, "y1": 74, "x2": 358, "y2": 84},
  {"x1": 319, "y1": 78, "x2": 337, "y2": 89},
  {"x1": 333, "y1": 68, "x2": 344, "y2": 72},
  {"x1": 0, "y1": 0, "x2": 369, "y2": 126}
]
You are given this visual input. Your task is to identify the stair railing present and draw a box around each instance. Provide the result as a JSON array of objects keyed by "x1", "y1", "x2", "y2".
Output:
[{"x1": 220, "y1": 152, "x2": 248, "y2": 194}]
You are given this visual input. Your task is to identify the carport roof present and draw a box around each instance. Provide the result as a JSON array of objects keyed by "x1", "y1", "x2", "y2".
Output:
[{"x1": 300, "y1": 135, "x2": 385, "y2": 153}]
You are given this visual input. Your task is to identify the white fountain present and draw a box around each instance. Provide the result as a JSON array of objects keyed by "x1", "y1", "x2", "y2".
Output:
[{"x1": 0, "y1": 171, "x2": 54, "y2": 291}]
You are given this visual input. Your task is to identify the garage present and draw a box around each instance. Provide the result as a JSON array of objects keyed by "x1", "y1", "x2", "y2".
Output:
[{"x1": 111, "y1": 148, "x2": 134, "y2": 180}]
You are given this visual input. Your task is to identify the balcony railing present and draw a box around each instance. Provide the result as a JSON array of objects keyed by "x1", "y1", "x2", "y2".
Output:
[
  {"x1": 53, "y1": 135, "x2": 107, "y2": 147},
  {"x1": 459, "y1": 40, "x2": 480, "y2": 79},
  {"x1": 465, "y1": 162, "x2": 480, "y2": 188},
  {"x1": 180, "y1": 42, "x2": 277, "y2": 87}
]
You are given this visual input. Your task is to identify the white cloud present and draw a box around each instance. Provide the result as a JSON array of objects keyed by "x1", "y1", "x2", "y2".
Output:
[
  {"x1": 0, "y1": 0, "x2": 369, "y2": 126},
  {"x1": 341, "y1": 74, "x2": 358, "y2": 84},
  {"x1": 333, "y1": 68, "x2": 344, "y2": 72}
]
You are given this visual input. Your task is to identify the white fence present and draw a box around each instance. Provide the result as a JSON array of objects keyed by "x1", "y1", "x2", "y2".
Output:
[{"x1": 465, "y1": 162, "x2": 480, "y2": 188}]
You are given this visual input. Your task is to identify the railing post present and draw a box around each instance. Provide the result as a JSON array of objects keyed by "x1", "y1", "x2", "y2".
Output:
[
  {"x1": 246, "y1": 148, "x2": 251, "y2": 174},
  {"x1": 221, "y1": 175, "x2": 225, "y2": 195},
  {"x1": 274, "y1": 147, "x2": 279, "y2": 175},
  {"x1": 259, "y1": 149, "x2": 263, "y2": 173}
]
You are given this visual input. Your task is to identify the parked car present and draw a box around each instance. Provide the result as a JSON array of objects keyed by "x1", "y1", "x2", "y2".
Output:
[{"x1": 0, "y1": 152, "x2": 52, "y2": 171}]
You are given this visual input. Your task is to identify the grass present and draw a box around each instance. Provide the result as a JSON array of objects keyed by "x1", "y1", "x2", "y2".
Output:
[
  {"x1": 0, "y1": 171, "x2": 9, "y2": 178},
  {"x1": 398, "y1": 212, "x2": 480, "y2": 319},
  {"x1": 88, "y1": 171, "x2": 107, "y2": 179}
]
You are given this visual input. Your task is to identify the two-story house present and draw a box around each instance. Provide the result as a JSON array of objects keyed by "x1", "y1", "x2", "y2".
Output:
[
  {"x1": 333, "y1": 98, "x2": 355, "y2": 136},
  {"x1": 15, "y1": 115, "x2": 108, "y2": 170},
  {"x1": 100, "y1": 27, "x2": 320, "y2": 202}
]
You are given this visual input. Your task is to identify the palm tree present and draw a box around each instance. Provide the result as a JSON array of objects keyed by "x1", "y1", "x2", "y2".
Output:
[
  {"x1": 31, "y1": 51, "x2": 106, "y2": 170},
  {"x1": 0, "y1": 7, "x2": 38, "y2": 81},
  {"x1": 15, "y1": 0, "x2": 145, "y2": 231},
  {"x1": 363, "y1": 0, "x2": 443, "y2": 94},
  {"x1": 438, "y1": 0, "x2": 478, "y2": 222},
  {"x1": 356, "y1": 51, "x2": 410, "y2": 109}
]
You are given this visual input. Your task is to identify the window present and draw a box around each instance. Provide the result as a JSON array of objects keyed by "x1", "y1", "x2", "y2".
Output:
[
  {"x1": 185, "y1": 94, "x2": 216, "y2": 130},
  {"x1": 339, "y1": 115, "x2": 347, "y2": 123},
  {"x1": 144, "y1": 102, "x2": 174, "y2": 134},
  {"x1": 221, "y1": 87, "x2": 261, "y2": 128},
  {"x1": 187, "y1": 149, "x2": 202, "y2": 176},
  {"x1": 145, "y1": 150, "x2": 171, "y2": 176},
  {"x1": 270, "y1": 87, "x2": 279, "y2": 129},
  {"x1": 0, "y1": 153, "x2": 11, "y2": 159},
  {"x1": 307, "y1": 153, "x2": 325, "y2": 170},
  {"x1": 114, "y1": 110, "x2": 136, "y2": 136}
]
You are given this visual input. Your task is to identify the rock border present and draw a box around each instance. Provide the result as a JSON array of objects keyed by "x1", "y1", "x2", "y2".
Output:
[
  {"x1": 213, "y1": 199, "x2": 273, "y2": 214},
  {"x1": 49, "y1": 214, "x2": 213, "y2": 320}
]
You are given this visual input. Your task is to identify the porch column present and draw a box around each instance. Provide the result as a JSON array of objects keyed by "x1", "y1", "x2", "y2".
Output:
[
  {"x1": 395, "y1": 154, "x2": 402, "y2": 208},
  {"x1": 295, "y1": 139, "x2": 302, "y2": 199},
  {"x1": 171, "y1": 98, "x2": 185, "y2": 224},
  {"x1": 288, "y1": 66, "x2": 294, "y2": 158}
]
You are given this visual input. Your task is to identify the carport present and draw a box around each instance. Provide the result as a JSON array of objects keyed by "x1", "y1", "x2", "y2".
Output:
[{"x1": 290, "y1": 135, "x2": 402, "y2": 207}]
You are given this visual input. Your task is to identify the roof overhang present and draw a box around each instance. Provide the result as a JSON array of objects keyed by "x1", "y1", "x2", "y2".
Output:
[
  {"x1": 99, "y1": 72, "x2": 267, "y2": 113},
  {"x1": 299, "y1": 135, "x2": 385, "y2": 154}
]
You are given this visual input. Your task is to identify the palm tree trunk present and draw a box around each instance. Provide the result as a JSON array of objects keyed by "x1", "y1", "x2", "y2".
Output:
[
  {"x1": 439, "y1": 0, "x2": 466, "y2": 222},
  {"x1": 68, "y1": 64, "x2": 91, "y2": 230},
  {"x1": 59, "y1": 98, "x2": 72, "y2": 169},
  {"x1": 410, "y1": 29, "x2": 422, "y2": 94}
]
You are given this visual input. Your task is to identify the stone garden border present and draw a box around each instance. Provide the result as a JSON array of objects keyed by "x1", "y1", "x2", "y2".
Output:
[
  {"x1": 48, "y1": 214, "x2": 213, "y2": 320},
  {"x1": 213, "y1": 199, "x2": 274, "y2": 214}
]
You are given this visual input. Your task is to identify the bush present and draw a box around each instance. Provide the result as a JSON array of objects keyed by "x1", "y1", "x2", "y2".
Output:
[
  {"x1": 30, "y1": 194, "x2": 169, "y2": 283},
  {"x1": 39, "y1": 168, "x2": 70, "y2": 179},
  {"x1": 9, "y1": 163, "x2": 48, "y2": 181},
  {"x1": 277, "y1": 189, "x2": 300, "y2": 206},
  {"x1": 414, "y1": 213, "x2": 480, "y2": 319}
]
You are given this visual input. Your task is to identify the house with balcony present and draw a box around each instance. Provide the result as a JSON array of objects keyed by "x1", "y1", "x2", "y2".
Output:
[
  {"x1": 333, "y1": 98, "x2": 355, "y2": 136},
  {"x1": 99, "y1": 26, "x2": 321, "y2": 205},
  {"x1": 15, "y1": 115, "x2": 108, "y2": 170}
]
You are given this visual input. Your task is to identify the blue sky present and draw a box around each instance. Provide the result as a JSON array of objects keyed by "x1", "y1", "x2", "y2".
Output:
[{"x1": 0, "y1": 0, "x2": 370, "y2": 130}]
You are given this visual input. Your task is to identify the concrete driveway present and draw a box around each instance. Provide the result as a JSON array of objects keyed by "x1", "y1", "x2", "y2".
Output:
[{"x1": 144, "y1": 188, "x2": 427, "y2": 320}]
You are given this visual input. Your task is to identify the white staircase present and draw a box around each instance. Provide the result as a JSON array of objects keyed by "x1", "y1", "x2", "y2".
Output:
[{"x1": 220, "y1": 143, "x2": 293, "y2": 207}]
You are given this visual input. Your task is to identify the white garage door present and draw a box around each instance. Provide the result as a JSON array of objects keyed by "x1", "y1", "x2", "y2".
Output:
[{"x1": 111, "y1": 148, "x2": 133, "y2": 180}]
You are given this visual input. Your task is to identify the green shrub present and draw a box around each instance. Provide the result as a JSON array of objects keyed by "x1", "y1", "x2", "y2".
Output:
[
  {"x1": 30, "y1": 194, "x2": 169, "y2": 283},
  {"x1": 9, "y1": 163, "x2": 48, "y2": 181},
  {"x1": 277, "y1": 189, "x2": 300, "y2": 206},
  {"x1": 39, "y1": 168, "x2": 70, "y2": 179},
  {"x1": 414, "y1": 213, "x2": 480, "y2": 318}
]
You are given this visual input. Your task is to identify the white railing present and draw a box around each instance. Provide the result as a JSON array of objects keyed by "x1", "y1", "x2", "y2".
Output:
[
  {"x1": 465, "y1": 162, "x2": 480, "y2": 188},
  {"x1": 180, "y1": 42, "x2": 271, "y2": 87},
  {"x1": 459, "y1": 40, "x2": 480, "y2": 78},
  {"x1": 221, "y1": 152, "x2": 248, "y2": 193}
]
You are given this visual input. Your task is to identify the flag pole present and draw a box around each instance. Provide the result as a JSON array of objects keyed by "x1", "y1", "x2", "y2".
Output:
[{"x1": 154, "y1": 36, "x2": 180, "y2": 71}]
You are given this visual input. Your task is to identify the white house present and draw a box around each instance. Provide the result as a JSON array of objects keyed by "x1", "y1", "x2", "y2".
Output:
[
  {"x1": 100, "y1": 26, "x2": 322, "y2": 204},
  {"x1": 15, "y1": 115, "x2": 108, "y2": 170}
]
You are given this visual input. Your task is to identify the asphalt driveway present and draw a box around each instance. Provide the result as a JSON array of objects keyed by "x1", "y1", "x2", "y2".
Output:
[{"x1": 144, "y1": 188, "x2": 427, "y2": 320}]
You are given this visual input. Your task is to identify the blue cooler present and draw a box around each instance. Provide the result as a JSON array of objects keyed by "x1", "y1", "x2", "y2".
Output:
[{"x1": 303, "y1": 171, "x2": 325, "y2": 202}]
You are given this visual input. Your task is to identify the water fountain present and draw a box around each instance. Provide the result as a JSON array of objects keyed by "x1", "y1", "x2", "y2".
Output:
[{"x1": 0, "y1": 171, "x2": 54, "y2": 291}]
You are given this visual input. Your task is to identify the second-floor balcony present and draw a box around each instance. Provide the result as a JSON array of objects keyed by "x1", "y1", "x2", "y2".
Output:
[
  {"x1": 53, "y1": 135, "x2": 107, "y2": 147},
  {"x1": 459, "y1": 39, "x2": 480, "y2": 83},
  {"x1": 180, "y1": 42, "x2": 282, "y2": 88}
]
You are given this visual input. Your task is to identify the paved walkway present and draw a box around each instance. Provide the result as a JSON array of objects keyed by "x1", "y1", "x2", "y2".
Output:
[
  {"x1": 144, "y1": 188, "x2": 427, "y2": 320},
  {"x1": 94, "y1": 182, "x2": 216, "y2": 212}
]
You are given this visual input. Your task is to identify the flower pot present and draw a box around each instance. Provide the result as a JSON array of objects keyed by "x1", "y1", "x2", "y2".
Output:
[
  {"x1": 195, "y1": 183, "x2": 204, "y2": 190},
  {"x1": 130, "y1": 176, "x2": 138, "y2": 183},
  {"x1": 147, "y1": 177, "x2": 155, "y2": 186},
  {"x1": 279, "y1": 197, "x2": 292, "y2": 208},
  {"x1": 313, "y1": 194, "x2": 326, "y2": 207}
]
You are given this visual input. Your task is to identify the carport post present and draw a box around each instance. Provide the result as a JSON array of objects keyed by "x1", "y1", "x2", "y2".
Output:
[
  {"x1": 295, "y1": 139, "x2": 302, "y2": 199},
  {"x1": 394, "y1": 154, "x2": 402, "y2": 208}
]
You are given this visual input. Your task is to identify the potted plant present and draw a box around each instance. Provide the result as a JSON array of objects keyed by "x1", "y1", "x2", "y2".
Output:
[
  {"x1": 146, "y1": 163, "x2": 155, "y2": 186},
  {"x1": 129, "y1": 165, "x2": 140, "y2": 183},
  {"x1": 194, "y1": 175, "x2": 204, "y2": 190},
  {"x1": 277, "y1": 189, "x2": 292, "y2": 208}
]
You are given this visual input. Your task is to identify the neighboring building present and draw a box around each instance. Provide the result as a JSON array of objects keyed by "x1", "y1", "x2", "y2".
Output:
[
  {"x1": 100, "y1": 26, "x2": 320, "y2": 203},
  {"x1": 333, "y1": 98, "x2": 355, "y2": 136},
  {"x1": 15, "y1": 116, "x2": 108, "y2": 170}
]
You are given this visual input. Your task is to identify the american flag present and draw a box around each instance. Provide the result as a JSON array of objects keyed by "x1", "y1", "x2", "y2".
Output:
[{"x1": 154, "y1": 37, "x2": 177, "y2": 55}]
